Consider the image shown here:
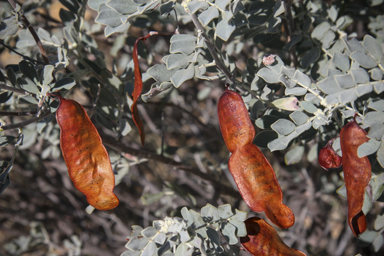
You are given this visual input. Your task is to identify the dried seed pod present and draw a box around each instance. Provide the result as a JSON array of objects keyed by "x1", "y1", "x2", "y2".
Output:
[
  {"x1": 241, "y1": 217, "x2": 306, "y2": 256},
  {"x1": 218, "y1": 89, "x2": 294, "y2": 229},
  {"x1": 50, "y1": 94, "x2": 119, "y2": 211},
  {"x1": 318, "y1": 138, "x2": 342, "y2": 170},
  {"x1": 340, "y1": 118, "x2": 371, "y2": 236}
]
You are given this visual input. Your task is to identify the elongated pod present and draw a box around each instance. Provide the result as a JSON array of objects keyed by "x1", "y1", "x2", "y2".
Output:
[
  {"x1": 218, "y1": 89, "x2": 294, "y2": 229},
  {"x1": 340, "y1": 118, "x2": 371, "y2": 236},
  {"x1": 49, "y1": 94, "x2": 119, "y2": 211},
  {"x1": 241, "y1": 217, "x2": 306, "y2": 256}
]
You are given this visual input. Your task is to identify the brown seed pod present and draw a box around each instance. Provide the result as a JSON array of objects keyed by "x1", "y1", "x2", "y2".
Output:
[
  {"x1": 340, "y1": 118, "x2": 371, "y2": 236},
  {"x1": 49, "y1": 94, "x2": 119, "y2": 211},
  {"x1": 218, "y1": 89, "x2": 294, "y2": 229}
]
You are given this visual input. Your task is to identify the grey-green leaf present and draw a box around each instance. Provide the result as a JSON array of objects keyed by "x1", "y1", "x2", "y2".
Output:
[
  {"x1": 350, "y1": 50, "x2": 377, "y2": 69},
  {"x1": 198, "y1": 6, "x2": 219, "y2": 26},
  {"x1": 170, "y1": 64, "x2": 194, "y2": 88},
  {"x1": 333, "y1": 52, "x2": 350, "y2": 71},
  {"x1": 358, "y1": 139, "x2": 381, "y2": 157},
  {"x1": 285, "y1": 145, "x2": 305, "y2": 165},
  {"x1": 363, "y1": 35, "x2": 383, "y2": 60},
  {"x1": 271, "y1": 119, "x2": 296, "y2": 135},
  {"x1": 215, "y1": 19, "x2": 235, "y2": 41},
  {"x1": 170, "y1": 34, "x2": 196, "y2": 55}
]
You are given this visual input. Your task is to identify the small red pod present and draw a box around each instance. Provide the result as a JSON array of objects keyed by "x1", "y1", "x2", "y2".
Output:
[
  {"x1": 50, "y1": 94, "x2": 119, "y2": 211},
  {"x1": 340, "y1": 118, "x2": 371, "y2": 236},
  {"x1": 218, "y1": 89, "x2": 294, "y2": 229},
  {"x1": 318, "y1": 138, "x2": 342, "y2": 170}
]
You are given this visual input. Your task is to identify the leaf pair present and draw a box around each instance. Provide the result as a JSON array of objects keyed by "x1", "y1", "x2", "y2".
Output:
[{"x1": 218, "y1": 89, "x2": 294, "y2": 229}]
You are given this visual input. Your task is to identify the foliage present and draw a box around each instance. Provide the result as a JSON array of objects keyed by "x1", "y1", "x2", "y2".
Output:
[{"x1": 1, "y1": 0, "x2": 384, "y2": 255}]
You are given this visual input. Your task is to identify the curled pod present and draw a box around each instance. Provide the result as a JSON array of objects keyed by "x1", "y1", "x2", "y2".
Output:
[
  {"x1": 318, "y1": 138, "x2": 342, "y2": 170},
  {"x1": 218, "y1": 89, "x2": 294, "y2": 229},
  {"x1": 49, "y1": 94, "x2": 119, "y2": 211},
  {"x1": 340, "y1": 118, "x2": 371, "y2": 236},
  {"x1": 241, "y1": 217, "x2": 306, "y2": 256}
]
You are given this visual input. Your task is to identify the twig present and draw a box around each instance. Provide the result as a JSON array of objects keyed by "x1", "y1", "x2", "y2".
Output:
[
  {"x1": 190, "y1": 13, "x2": 233, "y2": 83},
  {"x1": 7, "y1": 0, "x2": 50, "y2": 65},
  {"x1": 100, "y1": 132, "x2": 240, "y2": 198},
  {"x1": 0, "y1": 111, "x2": 52, "y2": 130},
  {"x1": 283, "y1": 0, "x2": 298, "y2": 67},
  {"x1": 0, "y1": 110, "x2": 37, "y2": 116},
  {"x1": 0, "y1": 39, "x2": 44, "y2": 65},
  {"x1": 0, "y1": 82, "x2": 36, "y2": 96}
]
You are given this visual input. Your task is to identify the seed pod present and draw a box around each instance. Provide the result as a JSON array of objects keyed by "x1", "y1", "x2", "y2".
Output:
[
  {"x1": 49, "y1": 94, "x2": 119, "y2": 211},
  {"x1": 241, "y1": 217, "x2": 306, "y2": 256},
  {"x1": 318, "y1": 138, "x2": 342, "y2": 170},
  {"x1": 340, "y1": 118, "x2": 371, "y2": 236},
  {"x1": 218, "y1": 89, "x2": 255, "y2": 153},
  {"x1": 218, "y1": 89, "x2": 294, "y2": 229}
]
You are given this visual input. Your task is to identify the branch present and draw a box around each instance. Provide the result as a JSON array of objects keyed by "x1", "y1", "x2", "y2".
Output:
[
  {"x1": 0, "y1": 40, "x2": 44, "y2": 65},
  {"x1": 7, "y1": 0, "x2": 50, "y2": 65},
  {"x1": 0, "y1": 82, "x2": 36, "y2": 96},
  {"x1": 0, "y1": 111, "x2": 52, "y2": 131},
  {"x1": 0, "y1": 111, "x2": 37, "y2": 116},
  {"x1": 190, "y1": 13, "x2": 233, "y2": 83},
  {"x1": 100, "y1": 132, "x2": 240, "y2": 198}
]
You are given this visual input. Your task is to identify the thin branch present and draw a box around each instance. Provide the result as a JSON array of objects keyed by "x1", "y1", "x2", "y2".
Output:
[
  {"x1": 0, "y1": 111, "x2": 37, "y2": 116},
  {"x1": 0, "y1": 82, "x2": 36, "y2": 96},
  {"x1": 0, "y1": 40, "x2": 44, "y2": 65},
  {"x1": 190, "y1": 13, "x2": 233, "y2": 83},
  {"x1": 100, "y1": 132, "x2": 240, "y2": 198},
  {"x1": 7, "y1": 0, "x2": 50, "y2": 65},
  {"x1": 0, "y1": 111, "x2": 52, "y2": 131}
]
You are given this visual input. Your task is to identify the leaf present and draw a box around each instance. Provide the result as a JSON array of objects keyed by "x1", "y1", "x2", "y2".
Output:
[
  {"x1": 187, "y1": 0, "x2": 209, "y2": 14},
  {"x1": 374, "y1": 214, "x2": 384, "y2": 230},
  {"x1": 373, "y1": 235, "x2": 384, "y2": 252},
  {"x1": 290, "y1": 111, "x2": 309, "y2": 126},
  {"x1": 175, "y1": 243, "x2": 192, "y2": 256},
  {"x1": 271, "y1": 119, "x2": 296, "y2": 136},
  {"x1": 257, "y1": 68, "x2": 280, "y2": 84},
  {"x1": 215, "y1": 18, "x2": 236, "y2": 41},
  {"x1": 363, "y1": 111, "x2": 384, "y2": 126},
  {"x1": 253, "y1": 130, "x2": 278, "y2": 148},
  {"x1": 164, "y1": 53, "x2": 192, "y2": 70},
  {"x1": 95, "y1": 4, "x2": 125, "y2": 27},
  {"x1": 350, "y1": 50, "x2": 377, "y2": 69},
  {"x1": 241, "y1": 217, "x2": 306, "y2": 256},
  {"x1": 0, "y1": 15, "x2": 19, "y2": 39},
  {"x1": 363, "y1": 34, "x2": 383, "y2": 60},
  {"x1": 311, "y1": 22, "x2": 331, "y2": 40},
  {"x1": 317, "y1": 76, "x2": 343, "y2": 94},
  {"x1": 53, "y1": 77, "x2": 76, "y2": 91},
  {"x1": 170, "y1": 64, "x2": 195, "y2": 88},
  {"x1": 0, "y1": 136, "x2": 16, "y2": 147},
  {"x1": 340, "y1": 119, "x2": 371, "y2": 236},
  {"x1": 368, "y1": 99, "x2": 384, "y2": 111},
  {"x1": 351, "y1": 68, "x2": 369, "y2": 84},
  {"x1": 333, "y1": 52, "x2": 350, "y2": 71},
  {"x1": 358, "y1": 139, "x2": 381, "y2": 157},
  {"x1": 300, "y1": 101, "x2": 317, "y2": 114},
  {"x1": 198, "y1": 6, "x2": 220, "y2": 26},
  {"x1": 301, "y1": 47, "x2": 320, "y2": 68},
  {"x1": 106, "y1": 0, "x2": 139, "y2": 14},
  {"x1": 272, "y1": 97, "x2": 299, "y2": 111},
  {"x1": 170, "y1": 34, "x2": 196, "y2": 55},
  {"x1": 285, "y1": 145, "x2": 305, "y2": 165}
]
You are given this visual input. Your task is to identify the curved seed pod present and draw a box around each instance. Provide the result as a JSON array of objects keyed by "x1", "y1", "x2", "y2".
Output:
[
  {"x1": 49, "y1": 94, "x2": 119, "y2": 211},
  {"x1": 241, "y1": 217, "x2": 306, "y2": 256},
  {"x1": 318, "y1": 138, "x2": 342, "y2": 170},
  {"x1": 229, "y1": 143, "x2": 295, "y2": 229},
  {"x1": 218, "y1": 89, "x2": 294, "y2": 229},
  {"x1": 340, "y1": 118, "x2": 371, "y2": 236},
  {"x1": 218, "y1": 89, "x2": 255, "y2": 152}
]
